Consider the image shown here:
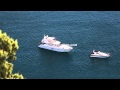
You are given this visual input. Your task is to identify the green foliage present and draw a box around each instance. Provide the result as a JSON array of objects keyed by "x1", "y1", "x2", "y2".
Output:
[
  {"x1": 12, "y1": 73, "x2": 24, "y2": 79},
  {"x1": 0, "y1": 30, "x2": 19, "y2": 61},
  {"x1": 0, "y1": 50, "x2": 8, "y2": 62},
  {"x1": 0, "y1": 29, "x2": 24, "y2": 79}
]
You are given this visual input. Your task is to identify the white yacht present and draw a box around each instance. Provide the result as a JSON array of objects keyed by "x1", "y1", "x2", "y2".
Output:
[
  {"x1": 38, "y1": 35, "x2": 77, "y2": 52},
  {"x1": 90, "y1": 50, "x2": 110, "y2": 58}
]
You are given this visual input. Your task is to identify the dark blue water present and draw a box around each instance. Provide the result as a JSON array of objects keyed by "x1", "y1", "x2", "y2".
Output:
[{"x1": 0, "y1": 11, "x2": 120, "y2": 79}]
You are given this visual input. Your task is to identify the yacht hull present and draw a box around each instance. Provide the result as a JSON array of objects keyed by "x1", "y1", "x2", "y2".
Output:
[
  {"x1": 90, "y1": 55, "x2": 109, "y2": 58},
  {"x1": 38, "y1": 44, "x2": 72, "y2": 52}
]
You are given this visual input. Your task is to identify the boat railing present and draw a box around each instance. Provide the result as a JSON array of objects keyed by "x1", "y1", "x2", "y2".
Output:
[{"x1": 65, "y1": 44, "x2": 77, "y2": 46}]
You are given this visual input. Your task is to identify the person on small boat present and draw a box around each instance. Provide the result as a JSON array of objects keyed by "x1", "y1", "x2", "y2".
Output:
[{"x1": 94, "y1": 50, "x2": 99, "y2": 52}]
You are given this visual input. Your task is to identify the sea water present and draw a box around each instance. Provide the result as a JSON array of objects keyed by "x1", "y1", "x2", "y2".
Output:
[{"x1": 0, "y1": 11, "x2": 120, "y2": 79}]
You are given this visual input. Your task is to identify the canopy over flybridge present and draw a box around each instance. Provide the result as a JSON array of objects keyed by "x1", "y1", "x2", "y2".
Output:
[{"x1": 42, "y1": 35, "x2": 61, "y2": 45}]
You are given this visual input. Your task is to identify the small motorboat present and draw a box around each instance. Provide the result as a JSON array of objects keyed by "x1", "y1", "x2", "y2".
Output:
[{"x1": 90, "y1": 50, "x2": 110, "y2": 58}]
